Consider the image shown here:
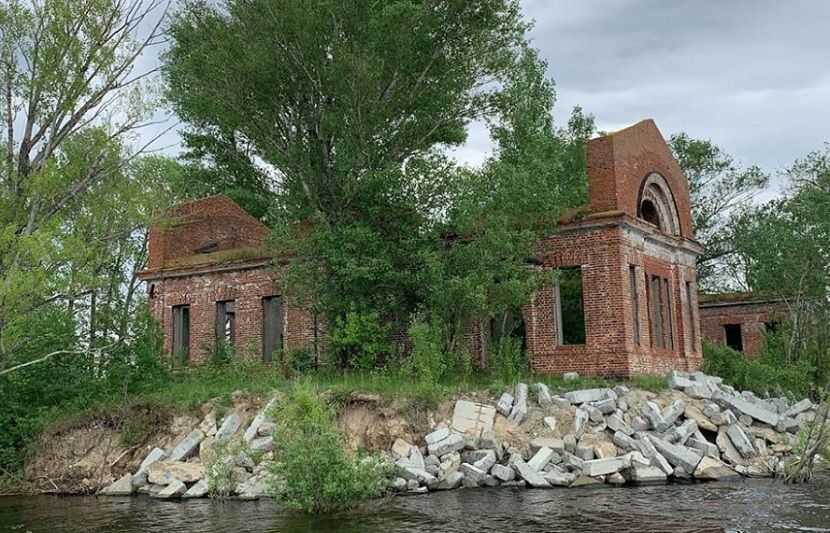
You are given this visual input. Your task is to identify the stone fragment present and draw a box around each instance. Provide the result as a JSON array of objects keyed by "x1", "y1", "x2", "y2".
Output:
[
  {"x1": 536, "y1": 383, "x2": 554, "y2": 408},
  {"x1": 684, "y1": 405, "x2": 717, "y2": 432},
  {"x1": 169, "y1": 429, "x2": 205, "y2": 462},
  {"x1": 783, "y1": 398, "x2": 813, "y2": 418},
  {"x1": 136, "y1": 447, "x2": 168, "y2": 476},
  {"x1": 544, "y1": 471, "x2": 576, "y2": 486},
  {"x1": 250, "y1": 436, "x2": 274, "y2": 454},
  {"x1": 182, "y1": 479, "x2": 209, "y2": 499},
  {"x1": 712, "y1": 409, "x2": 738, "y2": 426},
  {"x1": 563, "y1": 434, "x2": 577, "y2": 454},
  {"x1": 570, "y1": 475, "x2": 602, "y2": 487},
  {"x1": 630, "y1": 416, "x2": 650, "y2": 432},
  {"x1": 693, "y1": 456, "x2": 740, "y2": 480},
  {"x1": 647, "y1": 436, "x2": 702, "y2": 474},
  {"x1": 607, "y1": 472, "x2": 626, "y2": 485},
  {"x1": 662, "y1": 400, "x2": 686, "y2": 429},
  {"x1": 436, "y1": 471, "x2": 464, "y2": 490},
  {"x1": 684, "y1": 384, "x2": 712, "y2": 399},
  {"x1": 738, "y1": 414, "x2": 753, "y2": 426},
  {"x1": 592, "y1": 398, "x2": 617, "y2": 415},
  {"x1": 776, "y1": 417, "x2": 800, "y2": 434},
  {"x1": 392, "y1": 438, "x2": 412, "y2": 459},
  {"x1": 508, "y1": 384, "x2": 529, "y2": 425},
  {"x1": 496, "y1": 393, "x2": 514, "y2": 417},
  {"x1": 713, "y1": 390, "x2": 780, "y2": 426},
  {"x1": 147, "y1": 461, "x2": 205, "y2": 485},
  {"x1": 472, "y1": 450, "x2": 497, "y2": 472},
  {"x1": 257, "y1": 421, "x2": 276, "y2": 437},
  {"x1": 237, "y1": 473, "x2": 272, "y2": 500},
  {"x1": 563, "y1": 388, "x2": 617, "y2": 405},
  {"x1": 543, "y1": 416, "x2": 557, "y2": 432},
  {"x1": 528, "y1": 446, "x2": 556, "y2": 471},
  {"x1": 665, "y1": 419, "x2": 698, "y2": 445},
  {"x1": 716, "y1": 427, "x2": 744, "y2": 465},
  {"x1": 439, "y1": 452, "x2": 461, "y2": 478},
  {"x1": 459, "y1": 463, "x2": 487, "y2": 483},
  {"x1": 491, "y1": 464, "x2": 516, "y2": 482},
  {"x1": 428, "y1": 431, "x2": 466, "y2": 457},
  {"x1": 153, "y1": 480, "x2": 187, "y2": 499},
  {"x1": 607, "y1": 414, "x2": 634, "y2": 436},
  {"x1": 726, "y1": 424, "x2": 757, "y2": 459},
  {"x1": 406, "y1": 479, "x2": 420, "y2": 490},
  {"x1": 613, "y1": 385, "x2": 630, "y2": 396},
  {"x1": 243, "y1": 398, "x2": 276, "y2": 443},
  {"x1": 409, "y1": 445, "x2": 426, "y2": 470},
  {"x1": 552, "y1": 396, "x2": 571, "y2": 408},
  {"x1": 514, "y1": 459, "x2": 550, "y2": 488},
  {"x1": 687, "y1": 437, "x2": 719, "y2": 458},
  {"x1": 581, "y1": 457, "x2": 626, "y2": 477},
  {"x1": 214, "y1": 413, "x2": 243, "y2": 445},
  {"x1": 563, "y1": 372, "x2": 579, "y2": 381},
  {"x1": 574, "y1": 407, "x2": 589, "y2": 438},
  {"x1": 592, "y1": 440, "x2": 617, "y2": 459},
  {"x1": 452, "y1": 400, "x2": 496, "y2": 438},
  {"x1": 530, "y1": 437, "x2": 565, "y2": 453},
  {"x1": 425, "y1": 427, "x2": 451, "y2": 446},
  {"x1": 574, "y1": 442, "x2": 595, "y2": 461},
  {"x1": 100, "y1": 473, "x2": 133, "y2": 496},
  {"x1": 641, "y1": 401, "x2": 667, "y2": 432},
  {"x1": 612, "y1": 431, "x2": 639, "y2": 452},
  {"x1": 585, "y1": 405, "x2": 604, "y2": 423},
  {"x1": 624, "y1": 464, "x2": 667, "y2": 484},
  {"x1": 702, "y1": 403, "x2": 721, "y2": 418},
  {"x1": 667, "y1": 370, "x2": 695, "y2": 389}
]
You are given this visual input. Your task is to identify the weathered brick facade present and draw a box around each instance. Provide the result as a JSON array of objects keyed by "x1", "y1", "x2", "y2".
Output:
[
  {"x1": 138, "y1": 195, "x2": 318, "y2": 363},
  {"x1": 140, "y1": 119, "x2": 705, "y2": 377},
  {"x1": 519, "y1": 120, "x2": 704, "y2": 378},
  {"x1": 698, "y1": 293, "x2": 787, "y2": 357}
]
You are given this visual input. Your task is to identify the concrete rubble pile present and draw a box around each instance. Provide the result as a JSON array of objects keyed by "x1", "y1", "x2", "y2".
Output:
[
  {"x1": 384, "y1": 371, "x2": 819, "y2": 494},
  {"x1": 101, "y1": 398, "x2": 278, "y2": 500}
]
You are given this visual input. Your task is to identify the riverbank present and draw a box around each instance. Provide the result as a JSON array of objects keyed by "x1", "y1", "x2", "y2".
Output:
[{"x1": 17, "y1": 369, "x2": 824, "y2": 500}]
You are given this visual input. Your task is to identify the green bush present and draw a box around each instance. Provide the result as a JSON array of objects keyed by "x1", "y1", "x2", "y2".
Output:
[
  {"x1": 703, "y1": 341, "x2": 814, "y2": 398},
  {"x1": 267, "y1": 381, "x2": 390, "y2": 513},
  {"x1": 405, "y1": 319, "x2": 446, "y2": 383},
  {"x1": 328, "y1": 311, "x2": 393, "y2": 370},
  {"x1": 488, "y1": 336, "x2": 528, "y2": 383}
]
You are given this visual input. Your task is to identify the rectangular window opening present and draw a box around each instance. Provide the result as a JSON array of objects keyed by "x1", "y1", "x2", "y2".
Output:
[
  {"x1": 664, "y1": 278, "x2": 674, "y2": 351},
  {"x1": 629, "y1": 266, "x2": 640, "y2": 345},
  {"x1": 555, "y1": 267, "x2": 586, "y2": 346},
  {"x1": 172, "y1": 304, "x2": 190, "y2": 363},
  {"x1": 724, "y1": 323, "x2": 743, "y2": 352},
  {"x1": 685, "y1": 281, "x2": 695, "y2": 353},
  {"x1": 217, "y1": 300, "x2": 236, "y2": 345},
  {"x1": 262, "y1": 296, "x2": 284, "y2": 362},
  {"x1": 650, "y1": 275, "x2": 664, "y2": 348}
]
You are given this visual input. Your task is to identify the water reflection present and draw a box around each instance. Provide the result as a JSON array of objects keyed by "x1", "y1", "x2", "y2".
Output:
[{"x1": 1, "y1": 479, "x2": 828, "y2": 533}]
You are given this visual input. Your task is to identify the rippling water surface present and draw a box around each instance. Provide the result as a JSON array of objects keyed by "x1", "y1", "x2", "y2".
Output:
[{"x1": 2, "y1": 479, "x2": 829, "y2": 532}]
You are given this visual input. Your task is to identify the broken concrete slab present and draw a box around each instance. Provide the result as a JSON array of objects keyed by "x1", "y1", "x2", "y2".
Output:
[
  {"x1": 536, "y1": 383, "x2": 553, "y2": 408},
  {"x1": 436, "y1": 471, "x2": 464, "y2": 490},
  {"x1": 452, "y1": 400, "x2": 496, "y2": 438},
  {"x1": 607, "y1": 413, "x2": 635, "y2": 436},
  {"x1": 496, "y1": 393, "x2": 514, "y2": 417},
  {"x1": 243, "y1": 398, "x2": 276, "y2": 443},
  {"x1": 136, "y1": 447, "x2": 168, "y2": 476},
  {"x1": 574, "y1": 407, "x2": 589, "y2": 438},
  {"x1": 726, "y1": 424, "x2": 757, "y2": 459},
  {"x1": 153, "y1": 480, "x2": 187, "y2": 499},
  {"x1": 508, "y1": 384, "x2": 529, "y2": 425},
  {"x1": 713, "y1": 390, "x2": 780, "y2": 427},
  {"x1": 491, "y1": 464, "x2": 515, "y2": 482},
  {"x1": 214, "y1": 412, "x2": 243, "y2": 445},
  {"x1": 514, "y1": 459, "x2": 550, "y2": 488},
  {"x1": 581, "y1": 457, "x2": 626, "y2": 477},
  {"x1": 147, "y1": 461, "x2": 205, "y2": 485},
  {"x1": 527, "y1": 446, "x2": 557, "y2": 471},
  {"x1": 693, "y1": 456, "x2": 740, "y2": 481},
  {"x1": 625, "y1": 464, "x2": 667, "y2": 484},
  {"x1": 647, "y1": 435, "x2": 702, "y2": 474},
  {"x1": 544, "y1": 471, "x2": 576, "y2": 487},
  {"x1": 427, "y1": 431, "x2": 466, "y2": 457},
  {"x1": 783, "y1": 398, "x2": 813, "y2": 418},
  {"x1": 425, "y1": 427, "x2": 451, "y2": 446},
  {"x1": 182, "y1": 479, "x2": 209, "y2": 499},
  {"x1": 168, "y1": 429, "x2": 205, "y2": 462},
  {"x1": 543, "y1": 416, "x2": 557, "y2": 432},
  {"x1": 563, "y1": 388, "x2": 617, "y2": 405},
  {"x1": 100, "y1": 473, "x2": 133, "y2": 496}
]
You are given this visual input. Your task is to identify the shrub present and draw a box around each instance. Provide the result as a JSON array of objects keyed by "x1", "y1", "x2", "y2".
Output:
[
  {"x1": 405, "y1": 319, "x2": 446, "y2": 384},
  {"x1": 267, "y1": 381, "x2": 390, "y2": 513},
  {"x1": 703, "y1": 341, "x2": 814, "y2": 398},
  {"x1": 328, "y1": 311, "x2": 393, "y2": 370},
  {"x1": 488, "y1": 336, "x2": 528, "y2": 383}
]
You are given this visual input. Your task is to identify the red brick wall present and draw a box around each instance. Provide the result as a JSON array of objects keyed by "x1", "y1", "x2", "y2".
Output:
[
  {"x1": 148, "y1": 194, "x2": 270, "y2": 270},
  {"x1": 587, "y1": 119, "x2": 694, "y2": 240},
  {"x1": 523, "y1": 219, "x2": 702, "y2": 379},
  {"x1": 699, "y1": 301, "x2": 784, "y2": 357},
  {"x1": 146, "y1": 263, "x2": 317, "y2": 363}
]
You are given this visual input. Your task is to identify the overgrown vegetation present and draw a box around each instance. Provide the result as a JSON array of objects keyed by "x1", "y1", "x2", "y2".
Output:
[{"x1": 267, "y1": 382, "x2": 391, "y2": 513}]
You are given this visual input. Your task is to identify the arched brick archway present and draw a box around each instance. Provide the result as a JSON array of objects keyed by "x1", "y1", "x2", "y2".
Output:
[{"x1": 637, "y1": 172, "x2": 681, "y2": 236}]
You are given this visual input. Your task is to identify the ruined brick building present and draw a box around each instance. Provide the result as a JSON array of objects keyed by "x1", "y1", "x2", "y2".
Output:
[
  {"x1": 139, "y1": 119, "x2": 705, "y2": 378},
  {"x1": 698, "y1": 292, "x2": 788, "y2": 357}
]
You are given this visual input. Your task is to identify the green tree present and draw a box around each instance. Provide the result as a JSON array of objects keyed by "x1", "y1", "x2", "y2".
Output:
[
  {"x1": 165, "y1": 0, "x2": 587, "y2": 365},
  {"x1": 669, "y1": 133, "x2": 769, "y2": 291}
]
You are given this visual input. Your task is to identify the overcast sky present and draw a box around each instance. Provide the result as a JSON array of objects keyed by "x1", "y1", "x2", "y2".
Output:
[{"x1": 150, "y1": 0, "x2": 830, "y2": 191}]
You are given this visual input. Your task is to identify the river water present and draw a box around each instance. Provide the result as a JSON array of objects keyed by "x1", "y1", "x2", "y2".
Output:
[{"x1": 1, "y1": 479, "x2": 829, "y2": 533}]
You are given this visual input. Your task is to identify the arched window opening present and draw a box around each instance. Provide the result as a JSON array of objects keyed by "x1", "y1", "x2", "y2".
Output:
[{"x1": 640, "y1": 199, "x2": 660, "y2": 229}]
